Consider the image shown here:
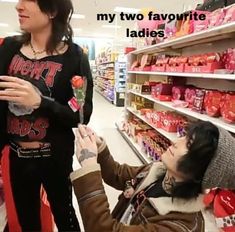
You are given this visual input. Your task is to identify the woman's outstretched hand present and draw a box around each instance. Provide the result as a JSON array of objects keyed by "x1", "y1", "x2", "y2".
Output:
[{"x1": 75, "y1": 125, "x2": 98, "y2": 167}]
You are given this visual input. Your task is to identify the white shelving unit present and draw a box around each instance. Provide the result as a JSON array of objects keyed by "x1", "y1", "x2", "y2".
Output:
[
  {"x1": 128, "y1": 71, "x2": 235, "y2": 81},
  {"x1": 128, "y1": 90, "x2": 235, "y2": 134},
  {"x1": 117, "y1": 22, "x2": 235, "y2": 164},
  {"x1": 95, "y1": 62, "x2": 115, "y2": 104},
  {"x1": 116, "y1": 123, "x2": 151, "y2": 164},
  {"x1": 130, "y1": 22, "x2": 235, "y2": 55},
  {"x1": 126, "y1": 107, "x2": 178, "y2": 141},
  {"x1": 114, "y1": 58, "x2": 127, "y2": 107}
]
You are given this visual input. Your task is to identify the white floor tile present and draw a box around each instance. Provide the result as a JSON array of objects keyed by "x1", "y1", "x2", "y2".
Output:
[{"x1": 72, "y1": 91, "x2": 142, "y2": 231}]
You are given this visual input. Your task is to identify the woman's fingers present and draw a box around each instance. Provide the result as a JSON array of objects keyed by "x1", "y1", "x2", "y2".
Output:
[
  {"x1": 78, "y1": 125, "x2": 92, "y2": 142},
  {"x1": 0, "y1": 89, "x2": 27, "y2": 97},
  {"x1": 75, "y1": 129, "x2": 85, "y2": 148},
  {"x1": 0, "y1": 82, "x2": 24, "y2": 89},
  {"x1": 0, "y1": 76, "x2": 27, "y2": 85},
  {"x1": 0, "y1": 95, "x2": 22, "y2": 102}
]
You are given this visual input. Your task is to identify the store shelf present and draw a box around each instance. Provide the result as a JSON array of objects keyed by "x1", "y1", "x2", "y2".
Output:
[
  {"x1": 95, "y1": 88, "x2": 113, "y2": 103},
  {"x1": 128, "y1": 90, "x2": 235, "y2": 134},
  {"x1": 116, "y1": 123, "x2": 151, "y2": 164},
  {"x1": 130, "y1": 22, "x2": 235, "y2": 55},
  {"x1": 128, "y1": 71, "x2": 235, "y2": 81},
  {"x1": 126, "y1": 107, "x2": 178, "y2": 141},
  {"x1": 98, "y1": 61, "x2": 115, "y2": 65}
]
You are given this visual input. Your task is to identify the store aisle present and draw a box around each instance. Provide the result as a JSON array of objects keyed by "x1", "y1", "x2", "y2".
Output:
[{"x1": 72, "y1": 91, "x2": 142, "y2": 231}]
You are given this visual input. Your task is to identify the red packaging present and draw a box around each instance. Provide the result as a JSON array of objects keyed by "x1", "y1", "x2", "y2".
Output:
[
  {"x1": 151, "y1": 57, "x2": 169, "y2": 72},
  {"x1": 220, "y1": 93, "x2": 235, "y2": 123},
  {"x1": 166, "y1": 56, "x2": 186, "y2": 72},
  {"x1": 125, "y1": 47, "x2": 136, "y2": 54},
  {"x1": 140, "y1": 108, "x2": 152, "y2": 116},
  {"x1": 204, "y1": 91, "x2": 223, "y2": 117},
  {"x1": 223, "y1": 49, "x2": 235, "y2": 73},
  {"x1": 152, "y1": 111, "x2": 164, "y2": 128},
  {"x1": 185, "y1": 53, "x2": 222, "y2": 73},
  {"x1": 172, "y1": 86, "x2": 187, "y2": 100},
  {"x1": 151, "y1": 84, "x2": 173, "y2": 100},
  {"x1": 161, "y1": 112, "x2": 187, "y2": 133},
  {"x1": 192, "y1": 89, "x2": 206, "y2": 113},
  {"x1": 145, "y1": 109, "x2": 153, "y2": 123},
  {"x1": 185, "y1": 88, "x2": 196, "y2": 108}
]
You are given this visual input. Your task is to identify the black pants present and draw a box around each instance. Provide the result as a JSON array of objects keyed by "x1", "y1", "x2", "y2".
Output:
[{"x1": 9, "y1": 149, "x2": 80, "y2": 232}]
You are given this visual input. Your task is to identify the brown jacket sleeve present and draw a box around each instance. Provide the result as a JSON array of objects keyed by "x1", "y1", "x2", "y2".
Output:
[
  {"x1": 72, "y1": 170, "x2": 192, "y2": 232},
  {"x1": 97, "y1": 141, "x2": 149, "y2": 191}
]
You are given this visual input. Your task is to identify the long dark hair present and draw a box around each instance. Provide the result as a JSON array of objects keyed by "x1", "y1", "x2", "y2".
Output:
[
  {"x1": 20, "y1": 0, "x2": 74, "y2": 54},
  {"x1": 172, "y1": 121, "x2": 219, "y2": 199}
]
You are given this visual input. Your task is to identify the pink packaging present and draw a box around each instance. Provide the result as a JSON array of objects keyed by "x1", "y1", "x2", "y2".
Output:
[
  {"x1": 208, "y1": 9, "x2": 225, "y2": 28},
  {"x1": 223, "y1": 4, "x2": 235, "y2": 24},
  {"x1": 172, "y1": 86, "x2": 187, "y2": 100},
  {"x1": 185, "y1": 88, "x2": 196, "y2": 108},
  {"x1": 194, "y1": 11, "x2": 210, "y2": 32},
  {"x1": 222, "y1": 49, "x2": 235, "y2": 73}
]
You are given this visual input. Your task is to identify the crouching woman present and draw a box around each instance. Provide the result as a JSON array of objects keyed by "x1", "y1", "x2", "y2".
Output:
[{"x1": 71, "y1": 121, "x2": 235, "y2": 232}]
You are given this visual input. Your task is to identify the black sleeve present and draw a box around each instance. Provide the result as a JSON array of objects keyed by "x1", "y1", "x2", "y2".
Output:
[
  {"x1": 0, "y1": 101, "x2": 8, "y2": 156},
  {"x1": 39, "y1": 52, "x2": 93, "y2": 127},
  {"x1": 82, "y1": 53, "x2": 93, "y2": 124},
  {"x1": 0, "y1": 37, "x2": 20, "y2": 155}
]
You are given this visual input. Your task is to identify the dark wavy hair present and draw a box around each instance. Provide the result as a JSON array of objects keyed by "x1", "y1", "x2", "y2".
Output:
[
  {"x1": 20, "y1": 0, "x2": 74, "y2": 54},
  {"x1": 172, "y1": 121, "x2": 219, "y2": 199}
]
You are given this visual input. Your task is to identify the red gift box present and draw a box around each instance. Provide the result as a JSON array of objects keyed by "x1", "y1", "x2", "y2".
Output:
[
  {"x1": 185, "y1": 88, "x2": 197, "y2": 108},
  {"x1": 185, "y1": 62, "x2": 222, "y2": 73},
  {"x1": 222, "y1": 49, "x2": 235, "y2": 73},
  {"x1": 145, "y1": 109, "x2": 153, "y2": 123},
  {"x1": 192, "y1": 89, "x2": 206, "y2": 113},
  {"x1": 204, "y1": 91, "x2": 223, "y2": 117},
  {"x1": 140, "y1": 108, "x2": 152, "y2": 116},
  {"x1": 161, "y1": 112, "x2": 187, "y2": 133},
  {"x1": 153, "y1": 111, "x2": 165, "y2": 128},
  {"x1": 151, "y1": 64, "x2": 166, "y2": 72},
  {"x1": 185, "y1": 53, "x2": 222, "y2": 73},
  {"x1": 151, "y1": 57, "x2": 169, "y2": 72},
  {"x1": 172, "y1": 86, "x2": 187, "y2": 100},
  {"x1": 125, "y1": 47, "x2": 136, "y2": 54},
  {"x1": 152, "y1": 83, "x2": 173, "y2": 101},
  {"x1": 220, "y1": 93, "x2": 235, "y2": 123}
]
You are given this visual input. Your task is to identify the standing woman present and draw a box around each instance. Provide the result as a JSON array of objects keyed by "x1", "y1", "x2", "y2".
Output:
[{"x1": 0, "y1": 0, "x2": 93, "y2": 231}]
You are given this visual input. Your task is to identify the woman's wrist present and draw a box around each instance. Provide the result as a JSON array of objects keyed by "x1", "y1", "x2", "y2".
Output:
[
  {"x1": 32, "y1": 95, "x2": 42, "y2": 109},
  {"x1": 80, "y1": 157, "x2": 97, "y2": 167}
]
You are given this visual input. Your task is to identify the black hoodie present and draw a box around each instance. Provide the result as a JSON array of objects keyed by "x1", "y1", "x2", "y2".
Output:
[{"x1": 0, "y1": 37, "x2": 93, "y2": 158}]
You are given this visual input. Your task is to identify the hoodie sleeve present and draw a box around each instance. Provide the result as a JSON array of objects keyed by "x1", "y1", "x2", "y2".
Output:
[
  {"x1": 39, "y1": 51, "x2": 93, "y2": 127},
  {"x1": 0, "y1": 37, "x2": 20, "y2": 154}
]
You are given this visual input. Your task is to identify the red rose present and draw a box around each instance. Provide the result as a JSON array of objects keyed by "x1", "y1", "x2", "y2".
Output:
[{"x1": 71, "y1": 76, "x2": 84, "y2": 88}]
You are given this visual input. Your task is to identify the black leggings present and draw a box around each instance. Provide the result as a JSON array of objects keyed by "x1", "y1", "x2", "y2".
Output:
[{"x1": 9, "y1": 149, "x2": 80, "y2": 232}]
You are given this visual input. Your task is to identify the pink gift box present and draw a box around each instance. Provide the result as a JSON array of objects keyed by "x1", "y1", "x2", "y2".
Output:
[
  {"x1": 223, "y1": 4, "x2": 235, "y2": 24},
  {"x1": 208, "y1": 8, "x2": 225, "y2": 28},
  {"x1": 172, "y1": 86, "x2": 187, "y2": 100},
  {"x1": 151, "y1": 64, "x2": 166, "y2": 72},
  {"x1": 184, "y1": 62, "x2": 223, "y2": 73},
  {"x1": 166, "y1": 64, "x2": 185, "y2": 72}
]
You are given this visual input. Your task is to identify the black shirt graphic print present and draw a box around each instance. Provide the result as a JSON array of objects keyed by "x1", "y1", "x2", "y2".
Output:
[{"x1": 7, "y1": 51, "x2": 64, "y2": 142}]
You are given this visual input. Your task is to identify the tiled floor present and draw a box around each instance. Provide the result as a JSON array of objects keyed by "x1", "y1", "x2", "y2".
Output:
[{"x1": 72, "y1": 91, "x2": 142, "y2": 231}]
